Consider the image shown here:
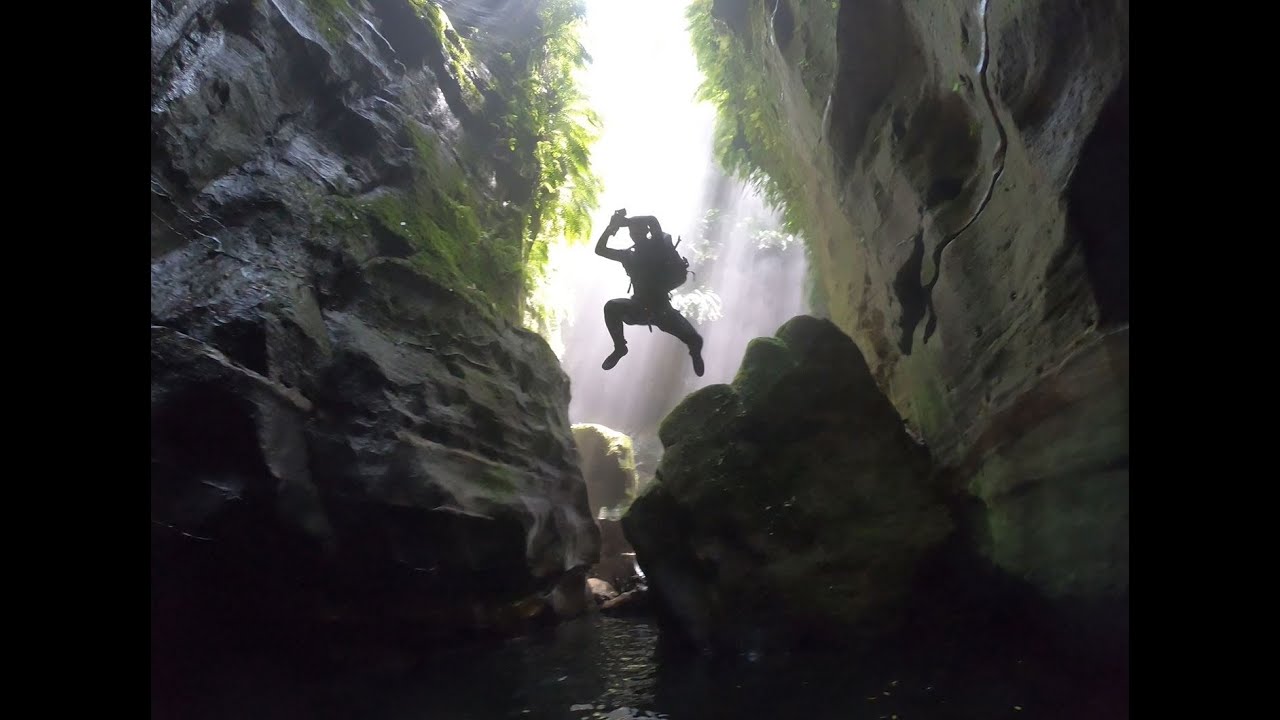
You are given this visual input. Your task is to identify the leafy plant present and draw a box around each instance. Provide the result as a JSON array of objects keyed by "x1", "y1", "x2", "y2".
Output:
[
  {"x1": 688, "y1": 0, "x2": 809, "y2": 236},
  {"x1": 670, "y1": 286, "x2": 725, "y2": 324},
  {"x1": 482, "y1": 0, "x2": 604, "y2": 330},
  {"x1": 686, "y1": 0, "x2": 835, "y2": 250}
]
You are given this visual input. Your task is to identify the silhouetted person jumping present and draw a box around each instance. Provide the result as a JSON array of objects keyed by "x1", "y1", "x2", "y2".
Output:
[{"x1": 595, "y1": 209, "x2": 704, "y2": 377}]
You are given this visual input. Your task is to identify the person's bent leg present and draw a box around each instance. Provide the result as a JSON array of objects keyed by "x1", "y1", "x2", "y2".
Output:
[
  {"x1": 602, "y1": 299, "x2": 635, "y2": 370},
  {"x1": 655, "y1": 308, "x2": 704, "y2": 376}
]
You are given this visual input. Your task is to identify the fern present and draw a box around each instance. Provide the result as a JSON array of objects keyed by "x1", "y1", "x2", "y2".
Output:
[
  {"x1": 686, "y1": 0, "x2": 812, "y2": 237},
  {"x1": 484, "y1": 0, "x2": 603, "y2": 333}
]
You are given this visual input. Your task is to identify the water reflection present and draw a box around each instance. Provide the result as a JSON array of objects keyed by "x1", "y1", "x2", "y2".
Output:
[{"x1": 167, "y1": 613, "x2": 1125, "y2": 720}]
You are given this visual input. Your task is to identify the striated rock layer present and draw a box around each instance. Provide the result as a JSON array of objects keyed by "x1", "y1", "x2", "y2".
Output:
[{"x1": 680, "y1": 0, "x2": 1128, "y2": 658}]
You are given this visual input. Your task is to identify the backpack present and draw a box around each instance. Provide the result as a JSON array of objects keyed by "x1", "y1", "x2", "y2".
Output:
[{"x1": 626, "y1": 232, "x2": 691, "y2": 296}]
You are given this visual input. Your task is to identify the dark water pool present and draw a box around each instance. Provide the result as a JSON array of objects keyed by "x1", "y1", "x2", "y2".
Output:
[{"x1": 164, "y1": 613, "x2": 1126, "y2": 719}]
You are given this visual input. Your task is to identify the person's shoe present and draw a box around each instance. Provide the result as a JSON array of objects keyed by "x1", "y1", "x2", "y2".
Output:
[
  {"x1": 602, "y1": 345, "x2": 628, "y2": 370},
  {"x1": 690, "y1": 348, "x2": 704, "y2": 377}
]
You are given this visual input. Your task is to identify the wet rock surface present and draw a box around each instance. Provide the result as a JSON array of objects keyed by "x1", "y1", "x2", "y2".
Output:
[
  {"x1": 624, "y1": 316, "x2": 953, "y2": 653},
  {"x1": 151, "y1": 0, "x2": 598, "y2": 689},
  {"x1": 691, "y1": 0, "x2": 1128, "y2": 663}
]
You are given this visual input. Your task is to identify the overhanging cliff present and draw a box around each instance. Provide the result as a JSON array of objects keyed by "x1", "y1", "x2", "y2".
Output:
[{"x1": 686, "y1": 0, "x2": 1128, "y2": 634}]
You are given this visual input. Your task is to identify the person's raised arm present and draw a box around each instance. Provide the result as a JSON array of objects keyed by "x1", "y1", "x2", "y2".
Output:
[{"x1": 595, "y1": 209, "x2": 630, "y2": 262}]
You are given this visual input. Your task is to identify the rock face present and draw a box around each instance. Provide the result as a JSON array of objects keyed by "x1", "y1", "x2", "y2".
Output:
[
  {"x1": 691, "y1": 0, "x2": 1128, "y2": 646},
  {"x1": 151, "y1": 0, "x2": 598, "y2": 667},
  {"x1": 623, "y1": 316, "x2": 953, "y2": 653}
]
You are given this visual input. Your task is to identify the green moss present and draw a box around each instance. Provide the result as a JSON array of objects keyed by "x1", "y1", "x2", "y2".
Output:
[
  {"x1": 475, "y1": 463, "x2": 520, "y2": 498},
  {"x1": 803, "y1": 268, "x2": 828, "y2": 319},
  {"x1": 303, "y1": 0, "x2": 353, "y2": 44},
  {"x1": 658, "y1": 384, "x2": 743, "y2": 450},
  {"x1": 573, "y1": 423, "x2": 635, "y2": 461},
  {"x1": 314, "y1": 202, "x2": 363, "y2": 233},
  {"x1": 413, "y1": 1, "x2": 484, "y2": 107},
  {"x1": 486, "y1": 0, "x2": 602, "y2": 332},
  {"x1": 572, "y1": 423, "x2": 642, "y2": 517},
  {"x1": 321, "y1": 123, "x2": 520, "y2": 319},
  {"x1": 594, "y1": 426, "x2": 638, "y2": 477},
  {"x1": 299, "y1": 1, "x2": 601, "y2": 333},
  {"x1": 687, "y1": 0, "x2": 837, "y2": 253},
  {"x1": 899, "y1": 358, "x2": 951, "y2": 449},
  {"x1": 409, "y1": 0, "x2": 443, "y2": 32},
  {"x1": 731, "y1": 337, "x2": 797, "y2": 412}
]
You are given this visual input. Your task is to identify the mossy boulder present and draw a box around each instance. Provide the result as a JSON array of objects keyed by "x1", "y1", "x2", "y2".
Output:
[
  {"x1": 572, "y1": 423, "x2": 638, "y2": 516},
  {"x1": 624, "y1": 315, "x2": 953, "y2": 653}
]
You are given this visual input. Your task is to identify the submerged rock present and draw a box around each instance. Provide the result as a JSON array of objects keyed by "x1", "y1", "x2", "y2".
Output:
[
  {"x1": 600, "y1": 586, "x2": 650, "y2": 617},
  {"x1": 588, "y1": 578, "x2": 619, "y2": 604}
]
